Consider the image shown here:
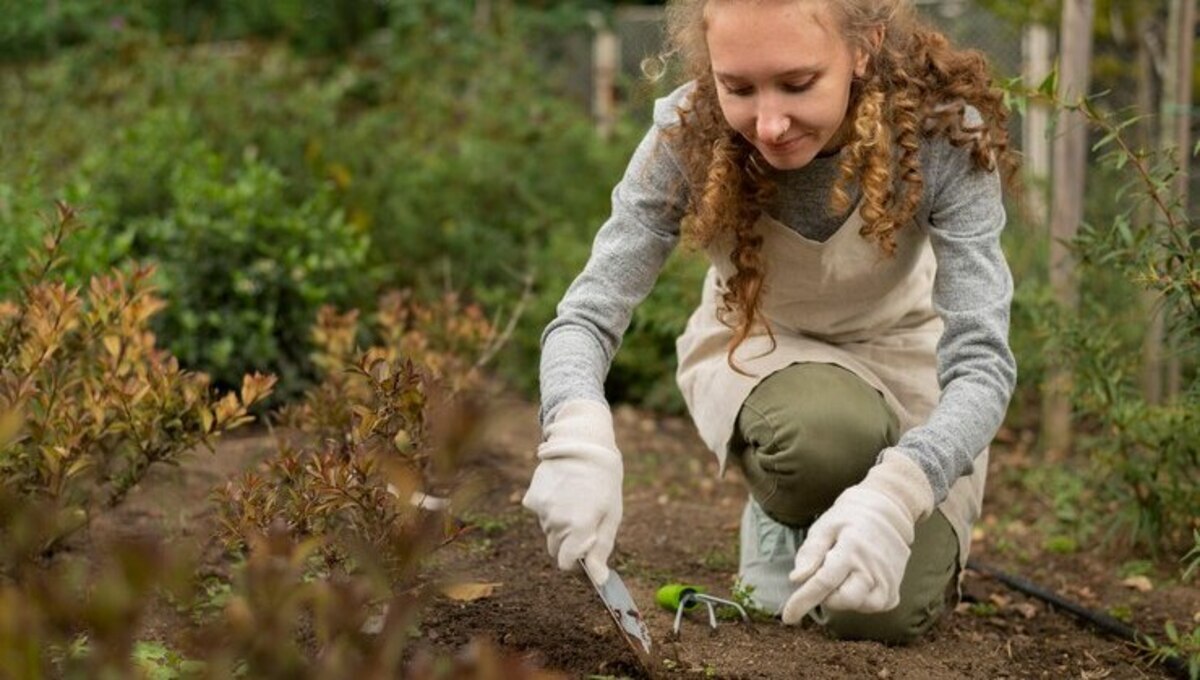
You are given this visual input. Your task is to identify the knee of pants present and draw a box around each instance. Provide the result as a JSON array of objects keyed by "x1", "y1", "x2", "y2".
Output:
[
  {"x1": 821, "y1": 597, "x2": 943, "y2": 645},
  {"x1": 819, "y1": 511, "x2": 959, "y2": 645},
  {"x1": 734, "y1": 363, "x2": 899, "y2": 526}
]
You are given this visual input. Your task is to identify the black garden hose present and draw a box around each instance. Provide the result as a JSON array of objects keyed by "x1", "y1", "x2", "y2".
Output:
[{"x1": 967, "y1": 559, "x2": 1192, "y2": 679}]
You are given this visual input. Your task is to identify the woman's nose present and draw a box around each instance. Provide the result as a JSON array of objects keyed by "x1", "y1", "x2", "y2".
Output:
[{"x1": 755, "y1": 101, "x2": 790, "y2": 142}]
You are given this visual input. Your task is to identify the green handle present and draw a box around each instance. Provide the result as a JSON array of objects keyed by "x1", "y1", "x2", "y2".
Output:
[{"x1": 656, "y1": 583, "x2": 706, "y2": 611}]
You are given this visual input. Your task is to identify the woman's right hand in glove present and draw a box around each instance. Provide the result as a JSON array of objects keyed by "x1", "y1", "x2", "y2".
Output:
[{"x1": 521, "y1": 399, "x2": 623, "y2": 584}]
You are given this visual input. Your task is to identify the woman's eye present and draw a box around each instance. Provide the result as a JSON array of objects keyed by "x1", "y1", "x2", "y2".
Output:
[
  {"x1": 783, "y1": 81, "x2": 813, "y2": 93},
  {"x1": 724, "y1": 85, "x2": 753, "y2": 97}
]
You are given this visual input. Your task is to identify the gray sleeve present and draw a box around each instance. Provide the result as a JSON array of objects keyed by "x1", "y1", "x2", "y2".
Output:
[
  {"x1": 894, "y1": 112, "x2": 1017, "y2": 502},
  {"x1": 538, "y1": 92, "x2": 690, "y2": 427}
]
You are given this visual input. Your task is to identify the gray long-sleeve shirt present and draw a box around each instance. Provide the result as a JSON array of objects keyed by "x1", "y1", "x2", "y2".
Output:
[{"x1": 539, "y1": 82, "x2": 1016, "y2": 504}]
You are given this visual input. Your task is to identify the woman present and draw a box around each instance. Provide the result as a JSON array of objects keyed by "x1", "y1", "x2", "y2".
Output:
[{"x1": 522, "y1": 0, "x2": 1016, "y2": 644}]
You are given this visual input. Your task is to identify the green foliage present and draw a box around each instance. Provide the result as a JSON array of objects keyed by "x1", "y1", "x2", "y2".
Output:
[
  {"x1": 131, "y1": 641, "x2": 206, "y2": 679},
  {"x1": 729, "y1": 577, "x2": 775, "y2": 622},
  {"x1": 0, "y1": 0, "x2": 607, "y2": 62},
  {"x1": 0, "y1": 0, "x2": 390, "y2": 61},
  {"x1": 0, "y1": 204, "x2": 274, "y2": 554},
  {"x1": 1107, "y1": 604, "x2": 1134, "y2": 623},
  {"x1": 1183, "y1": 530, "x2": 1200, "y2": 582},
  {"x1": 0, "y1": 177, "x2": 135, "y2": 300},
  {"x1": 608, "y1": 250, "x2": 708, "y2": 413},
  {"x1": 134, "y1": 147, "x2": 374, "y2": 401},
  {"x1": 972, "y1": 0, "x2": 1060, "y2": 28},
  {"x1": 1066, "y1": 104, "x2": 1200, "y2": 553},
  {"x1": 1139, "y1": 621, "x2": 1200, "y2": 680},
  {"x1": 214, "y1": 293, "x2": 499, "y2": 576},
  {"x1": 0, "y1": 4, "x2": 674, "y2": 407},
  {"x1": 1002, "y1": 79, "x2": 1200, "y2": 556},
  {"x1": 0, "y1": 0, "x2": 127, "y2": 61},
  {"x1": 1117, "y1": 558, "x2": 1154, "y2": 578},
  {"x1": 1001, "y1": 211, "x2": 1052, "y2": 427},
  {"x1": 0, "y1": 214, "x2": 556, "y2": 677}
]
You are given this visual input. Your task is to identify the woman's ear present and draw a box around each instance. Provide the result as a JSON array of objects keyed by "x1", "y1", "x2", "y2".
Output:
[
  {"x1": 853, "y1": 48, "x2": 870, "y2": 78},
  {"x1": 853, "y1": 24, "x2": 885, "y2": 78}
]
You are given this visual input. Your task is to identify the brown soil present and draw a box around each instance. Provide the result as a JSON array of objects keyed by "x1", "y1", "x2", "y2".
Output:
[{"x1": 87, "y1": 392, "x2": 1198, "y2": 679}]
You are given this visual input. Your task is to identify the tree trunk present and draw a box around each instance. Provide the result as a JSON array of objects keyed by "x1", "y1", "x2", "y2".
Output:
[
  {"x1": 1161, "y1": 0, "x2": 1196, "y2": 398},
  {"x1": 1022, "y1": 23, "x2": 1054, "y2": 227},
  {"x1": 1137, "y1": 14, "x2": 1166, "y2": 404},
  {"x1": 1042, "y1": 0, "x2": 1096, "y2": 456},
  {"x1": 590, "y1": 12, "x2": 619, "y2": 140}
]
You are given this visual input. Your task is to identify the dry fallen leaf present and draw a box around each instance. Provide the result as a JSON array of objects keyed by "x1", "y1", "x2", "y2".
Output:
[
  {"x1": 440, "y1": 582, "x2": 503, "y2": 602},
  {"x1": 1121, "y1": 576, "x2": 1153, "y2": 593},
  {"x1": 1013, "y1": 602, "x2": 1039, "y2": 619},
  {"x1": 989, "y1": 593, "x2": 1012, "y2": 608}
]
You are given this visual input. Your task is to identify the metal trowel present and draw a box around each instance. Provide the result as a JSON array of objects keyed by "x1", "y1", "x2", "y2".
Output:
[{"x1": 579, "y1": 558, "x2": 655, "y2": 672}]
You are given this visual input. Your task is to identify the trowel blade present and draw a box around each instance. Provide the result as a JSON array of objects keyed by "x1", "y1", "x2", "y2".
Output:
[{"x1": 579, "y1": 559, "x2": 653, "y2": 665}]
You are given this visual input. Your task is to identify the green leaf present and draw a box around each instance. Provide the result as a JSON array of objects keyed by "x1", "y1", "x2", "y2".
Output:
[{"x1": 1037, "y1": 68, "x2": 1058, "y2": 97}]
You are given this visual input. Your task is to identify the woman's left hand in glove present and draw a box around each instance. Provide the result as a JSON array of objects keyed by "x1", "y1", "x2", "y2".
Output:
[{"x1": 781, "y1": 450, "x2": 936, "y2": 624}]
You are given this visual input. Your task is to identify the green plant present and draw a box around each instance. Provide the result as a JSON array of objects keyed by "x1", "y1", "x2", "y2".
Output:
[
  {"x1": 1000, "y1": 76, "x2": 1200, "y2": 556},
  {"x1": 131, "y1": 640, "x2": 206, "y2": 679},
  {"x1": 214, "y1": 291, "x2": 499, "y2": 578},
  {"x1": 1118, "y1": 559, "x2": 1154, "y2": 579},
  {"x1": 968, "y1": 602, "x2": 1000, "y2": 618},
  {"x1": 0, "y1": 11, "x2": 664, "y2": 410},
  {"x1": 1106, "y1": 605, "x2": 1134, "y2": 624},
  {"x1": 133, "y1": 148, "x2": 374, "y2": 402},
  {"x1": 0, "y1": 210, "x2": 556, "y2": 677},
  {"x1": 1140, "y1": 621, "x2": 1200, "y2": 680},
  {"x1": 460, "y1": 509, "x2": 521, "y2": 536},
  {"x1": 0, "y1": 177, "x2": 135, "y2": 300},
  {"x1": 0, "y1": 203, "x2": 273, "y2": 555},
  {"x1": 729, "y1": 577, "x2": 775, "y2": 622},
  {"x1": 1183, "y1": 530, "x2": 1200, "y2": 582},
  {"x1": 1043, "y1": 535, "x2": 1078, "y2": 555}
]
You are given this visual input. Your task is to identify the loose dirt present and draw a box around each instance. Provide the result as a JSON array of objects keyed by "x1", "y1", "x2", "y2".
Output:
[{"x1": 88, "y1": 392, "x2": 1197, "y2": 679}]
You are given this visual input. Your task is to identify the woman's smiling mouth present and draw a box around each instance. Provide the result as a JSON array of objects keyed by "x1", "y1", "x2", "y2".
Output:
[{"x1": 763, "y1": 135, "x2": 805, "y2": 154}]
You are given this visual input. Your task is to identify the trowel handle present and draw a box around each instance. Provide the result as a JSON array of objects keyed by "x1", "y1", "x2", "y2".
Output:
[{"x1": 655, "y1": 583, "x2": 706, "y2": 611}]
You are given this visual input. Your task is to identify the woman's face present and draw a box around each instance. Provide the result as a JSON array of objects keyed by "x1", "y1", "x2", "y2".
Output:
[{"x1": 705, "y1": 0, "x2": 868, "y2": 170}]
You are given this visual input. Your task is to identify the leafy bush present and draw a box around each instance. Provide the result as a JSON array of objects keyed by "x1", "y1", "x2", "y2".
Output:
[
  {"x1": 1068, "y1": 102, "x2": 1198, "y2": 553},
  {"x1": 131, "y1": 146, "x2": 375, "y2": 402},
  {"x1": 215, "y1": 289, "x2": 500, "y2": 574},
  {"x1": 0, "y1": 204, "x2": 556, "y2": 678},
  {"x1": 0, "y1": 176, "x2": 135, "y2": 300},
  {"x1": 1007, "y1": 82, "x2": 1200, "y2": 555},
  {"x1": 0, "y1": 499, "x2": 560, "y2": 679},
  {"x1": 0, "y1": 0, "x2": 389, "y2": 61},
  {"x1": 0, "y1": 2, "x2": 709, "y2": 411},
  {"x1": 2, "y1": 6, "x2": 648, "y2": 405},
  {"x1": 0, "y1": 202, "x2": 273, "y2": 555}
]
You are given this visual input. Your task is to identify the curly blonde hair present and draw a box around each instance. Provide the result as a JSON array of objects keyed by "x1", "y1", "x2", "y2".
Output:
[{"x1": 660, "y1": 0, "x2": 1017, "y2": 372}]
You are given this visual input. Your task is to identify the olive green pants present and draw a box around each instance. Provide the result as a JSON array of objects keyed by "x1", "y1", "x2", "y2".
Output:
[{"x1": 731, "y1": 363, "x2": 959, "y2": 644}]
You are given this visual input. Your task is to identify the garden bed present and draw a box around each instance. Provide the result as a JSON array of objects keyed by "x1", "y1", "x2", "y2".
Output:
[{"x1": 88, "y1": 393, "x2": 1196, "y2": 679}]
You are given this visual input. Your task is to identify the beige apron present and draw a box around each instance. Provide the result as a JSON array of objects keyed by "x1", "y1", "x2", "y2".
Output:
[{"x1": 675, "y1": 210, "x2": 987, "y2": 564}]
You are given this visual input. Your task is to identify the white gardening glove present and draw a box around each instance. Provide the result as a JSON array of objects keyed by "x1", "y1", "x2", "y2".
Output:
[
  {"x1": 522, "y1": 399, "x2": 623, "y2": 584},
  {"x1": 781, "y1": 450, "x2": 935, "y2": 624}
]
